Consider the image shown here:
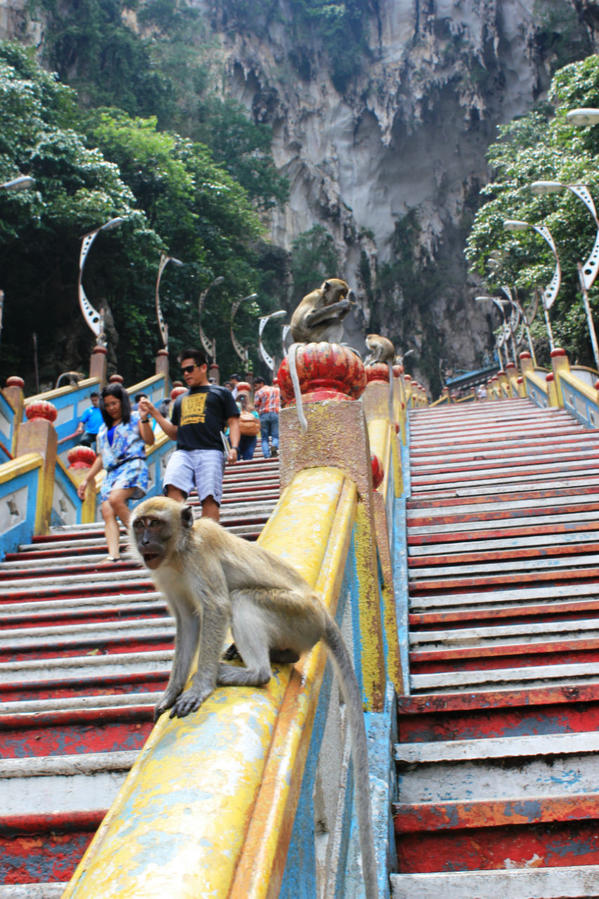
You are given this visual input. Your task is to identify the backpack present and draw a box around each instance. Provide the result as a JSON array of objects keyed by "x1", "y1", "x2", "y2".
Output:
[{"x1": 239, "y1": 410, "x2": 260, "y2": 437}]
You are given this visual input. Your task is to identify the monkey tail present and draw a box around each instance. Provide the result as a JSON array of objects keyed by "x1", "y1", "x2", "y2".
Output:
[
  {"x1": 288, "y1": 343, "x2": 308, "y2": 433},
  {"x1": 323, "y1": 615, "x2": 378, "y2": 899}
]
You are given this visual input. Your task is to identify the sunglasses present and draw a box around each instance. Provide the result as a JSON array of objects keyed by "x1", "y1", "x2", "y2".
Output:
[{"x1": 181, "y1": 364, "x2": 197, "y2": 374}]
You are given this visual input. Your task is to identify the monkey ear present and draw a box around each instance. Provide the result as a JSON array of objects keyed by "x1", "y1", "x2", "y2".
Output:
[
  {"x1": 181, "y1": 505, "x2": 194, "y2": 529},
  {"x1": 324, "y1": 280, "x2": 330, "y2": 289}
]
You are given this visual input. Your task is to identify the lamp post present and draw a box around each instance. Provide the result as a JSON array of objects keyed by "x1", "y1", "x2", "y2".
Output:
[
  {"x1": 530, "y1": 179, "x2": 599, "y2": 369},
  {"x1": 258, "y1": 310, "x2": 286, "y2": 373},
  {"x1": 503, "y1": 219, "x2": 561, "y2": 351},
  {"x1": 78, "y1": 216, "x2": 125, "y2": 346},
  {"x1": 474, "y1": 295, "x2": 517, "y2": 366},
  {"x1": 155, "y1": 253, "x2": 183, "y2": 350},
  {"x1": 0, "y1": 174, "x2": 35, "y2": 343},
  {"x1": 230, "y1": 292, "x2": 258, "y2": 371},
  {"x1": 198, "y1": 276, "x2": 224, "y2": 364},
  {"x1": 566, "y1": 108, "x2": 599, "y2": 126}
]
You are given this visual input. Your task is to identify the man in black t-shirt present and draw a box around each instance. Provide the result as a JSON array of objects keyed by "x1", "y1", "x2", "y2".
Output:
[{"x1": 139, "y1": 348, "x2": 240, "y2": 521}]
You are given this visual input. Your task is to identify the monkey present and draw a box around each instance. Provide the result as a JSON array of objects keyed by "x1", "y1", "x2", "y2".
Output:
[
  {"x1": 365, "y1": 333, "x2": 396, "y2": 423},
  {"x1": 129, "y1": 495, "x2": 378, "y2": 899},
  {"x1": 287, "y1": 278, "x2": 351, "y2": 432}
]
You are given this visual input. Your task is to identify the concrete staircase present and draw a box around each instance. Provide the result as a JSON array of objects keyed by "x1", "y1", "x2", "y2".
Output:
[
  {"x1": 0, "y1": 455, "x2": 279, "y2": 895},
  {"x1": 392, "y1": 398, "x2": 599, "y2": 898}
]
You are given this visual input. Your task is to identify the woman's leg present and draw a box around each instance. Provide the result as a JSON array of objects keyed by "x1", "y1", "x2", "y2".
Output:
[{"x1": 104, "y1": 487, "x2": 135, "y2": 557}]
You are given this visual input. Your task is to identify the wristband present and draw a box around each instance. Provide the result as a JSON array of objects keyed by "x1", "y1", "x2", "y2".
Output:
[
  {"x1": 140, "y1": 418, "x2": 150, "y2": 423},
  {"x1": 231, "y1": 446, "x2": 239, "y2": 453}
]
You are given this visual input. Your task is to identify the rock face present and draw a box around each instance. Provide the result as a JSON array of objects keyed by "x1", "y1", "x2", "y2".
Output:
[
  {"x1": 199, "y1": 0, "x2": 595, "y2": 388},
  {"x1": 1, "y1": 0, "x2": 595, "y2": 388}
]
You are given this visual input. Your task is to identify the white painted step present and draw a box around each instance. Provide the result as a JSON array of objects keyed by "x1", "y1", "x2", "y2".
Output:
[
  {"x1": 408, "y1": 530, "x2": 599, "y2": 556},
  {"x1": 0, "y1": 886, "x2": 67, "y2": 898},
  {"x1": 391, "y1": 866, "x2": 599, "y2": 899},
  {"x1": 0, "y1": 617, "x2": 175, "y2": 652},
  {"x1": 407, "y1": 493, "x2": 599, "y2": 519},
  {"x1": 396, "y1": 730, "x2": 599, "y2": 764},
  {"x1": 410, "y1": 580, "x2": 599, "y2": 611},
  {"x1": 410, "y1": 660, "x2": 599, "y2": 693},
  {"x1": 408, "y1": 508, "x2": 599, "y2": 536},
  {"x1": 0, "y1": 649, "x2": 173, "y2": 684},
  {"x1": 1, "y1": 691, "x2": 160, "y2": 716},
  {"x1": 409, "y1": 617, "x2": 599, "y2": 647},
  {"x1": 408, "y1": 553, "x2": 599, "y2": 579},
  {"x1": 0, "y1": 750, "x2": 137, "y2": 815}
]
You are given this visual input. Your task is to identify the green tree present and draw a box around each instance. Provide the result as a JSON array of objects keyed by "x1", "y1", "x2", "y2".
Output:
[
  {"x1": 466, "y1": 54, "x2": 599, "y2": 367},
  {"x1": 290, "y1": 225, "x2": 339, "y2": 300},
  {"x1": 0, "y1": 42, "x2": 164, "y2": 388}
]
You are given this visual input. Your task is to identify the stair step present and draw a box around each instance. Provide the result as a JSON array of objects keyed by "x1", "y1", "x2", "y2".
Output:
[
  {"x1": 0, "y1": 750, "x2": 137, "y2": 815},
  {"x1": 0, "y1": 810, "x2": 104, "y2": 888},
  {"x1": 410, "y1": 660, "x2": 599, "y2": 693},
  {"x1": 397, "y1": 683, "x2": 599, "y2": 742},
  {"x1": 391, "y1": 864, "x2": 599, "y2": 897}
]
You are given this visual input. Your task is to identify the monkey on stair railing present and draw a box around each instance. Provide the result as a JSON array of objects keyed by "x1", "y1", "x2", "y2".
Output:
[
  {"x1": 287, "y1": 277, "x2": 352, "y2": 432},
  {"x1": 365, "y1": 333, "x2": 396, "y2": 421},
  {"x1": 129, "y1": 495, "x2": 378, "y2": 899}
]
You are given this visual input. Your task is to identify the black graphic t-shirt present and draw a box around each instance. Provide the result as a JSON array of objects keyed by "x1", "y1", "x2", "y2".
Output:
[{"x1": 171, "y1": 386, "x2": 239, "y2": 452}]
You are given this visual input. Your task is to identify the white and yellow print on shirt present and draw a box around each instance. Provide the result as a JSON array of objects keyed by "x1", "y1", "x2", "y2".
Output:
[{"x1": 180, "y1": 392, "x2": 207, "y2": 425}]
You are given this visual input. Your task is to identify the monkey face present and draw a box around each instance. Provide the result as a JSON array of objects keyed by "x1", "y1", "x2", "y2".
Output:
[
  {"x1": 130, "y1": 499, "x2": 195, "y2": 570},
  {"x1": 132, "y1": 516, "x2": 171, "y2": 569}
]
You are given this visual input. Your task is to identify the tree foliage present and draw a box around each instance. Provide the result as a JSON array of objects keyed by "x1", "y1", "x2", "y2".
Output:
[
  {"x1": 0, "y1": 42, "x2": 279, "y2": 388},
  {"x1": 466, "y1": 54, "x2": 599, "y2": 367}
]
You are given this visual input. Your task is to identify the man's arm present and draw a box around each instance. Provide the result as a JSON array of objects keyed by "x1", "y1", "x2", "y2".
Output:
[
  {"x1": 138, "y1": 397, "x2": 178, "y2": 440},
  {"x1": 227, "y1": 416, "x2": 240, "y2": 463}
]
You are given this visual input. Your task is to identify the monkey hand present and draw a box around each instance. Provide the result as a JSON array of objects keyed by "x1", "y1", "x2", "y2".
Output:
[
  {"x1": 170, "y1": 683, "x2": 214, "y2": 718},
  {"x1": 153, "y1": 688, "x2": 181, "y2": 721}
]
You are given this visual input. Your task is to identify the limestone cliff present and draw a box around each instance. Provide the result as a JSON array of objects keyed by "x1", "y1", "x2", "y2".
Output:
[{"x1": 198, "y1": 0, "x2": 595, "y2": 387}]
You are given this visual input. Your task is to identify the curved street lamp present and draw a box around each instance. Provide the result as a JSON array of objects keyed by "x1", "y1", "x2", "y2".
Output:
[
  {"x1": 230, "y1": 292, "x2": 258, "y2": 371},
  {"x1": 503, "y1": 219, "x2": 561, "y2": 351},
  {"x1": 198, "y1": 276, "x2": 224, "y2": 364},
  {"x1": 474, "y1": 295, "x2": 517, "y2": 367},
  {"x1": 78, "y1": 216, "x2": 125, "y2": 346},
  {"x1": 155, "y1": 254, "x2": 183, "y2": 350},
  {"x1": 258, "y1": 310, "x2": 286, "y2": 372},
  {"x1": 531, "y1": 179, "x2": 599, "y2": 369}
]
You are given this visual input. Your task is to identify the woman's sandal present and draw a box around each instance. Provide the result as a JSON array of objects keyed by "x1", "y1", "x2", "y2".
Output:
[{"x1": 103, "y1": 555, "x2": 121, "y2": 563}]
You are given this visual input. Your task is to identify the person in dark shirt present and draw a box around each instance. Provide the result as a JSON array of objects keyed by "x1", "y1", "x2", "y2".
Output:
[{"x1": 139, "y1": 348, "x2": 240, "y2": 521}]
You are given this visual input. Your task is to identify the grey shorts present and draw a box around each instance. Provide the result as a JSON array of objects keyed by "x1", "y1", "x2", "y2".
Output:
[{"x1": 163, "y1": 449, "x2": 226, "y2": 504}]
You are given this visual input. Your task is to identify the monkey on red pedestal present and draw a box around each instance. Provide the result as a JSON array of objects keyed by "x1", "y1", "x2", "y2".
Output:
[{"x1": 288, "y1": 278, "x2": 351, "y2": 431}]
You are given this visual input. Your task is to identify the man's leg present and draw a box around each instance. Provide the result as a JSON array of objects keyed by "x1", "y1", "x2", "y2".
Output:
[
  {"x1": 270, "y1": 413, "x2": 279, "y2": 456},
  {"x1": 166, "y1": 485, "x2": 187, "y2": 502},
  {"x1": 260, "y1": 415, "x2": 270, "y2": 457},
  {"x1": 201, "y1": 495, "x2": 219, "y2": 521}
]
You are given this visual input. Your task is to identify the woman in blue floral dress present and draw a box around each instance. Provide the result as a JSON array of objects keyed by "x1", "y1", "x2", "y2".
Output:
[{"x1": 77, "y1": 384, "x2": 154, "y2": 561}]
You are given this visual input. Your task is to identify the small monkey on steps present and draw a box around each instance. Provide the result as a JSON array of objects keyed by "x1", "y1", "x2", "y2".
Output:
[
  {"x1": 129, "y1": 495, "x2": 378, "y2": 899},
  {"x1": 288, "y1": 278, "x2": 351, "y2": 432}
]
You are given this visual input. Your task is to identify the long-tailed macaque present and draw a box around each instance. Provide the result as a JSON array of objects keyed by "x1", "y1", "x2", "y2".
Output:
[
  {"x1": 365, "y1": 333, "x2": 396, "y2": 421},
  {"x1": 129, "y1": 496, "x2": 377, "y2": 898},
  {"x1": 288, "y1": 278, "x2": 351, "y2": 432}
]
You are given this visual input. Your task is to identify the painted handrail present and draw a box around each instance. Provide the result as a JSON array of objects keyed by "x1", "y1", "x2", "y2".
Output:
[
  {"x1": 0, "y1": 452, "x2": 44, "y2": 558},
  {"x1": 63, "y1": 465, "x2": 391, "y2": 897}
]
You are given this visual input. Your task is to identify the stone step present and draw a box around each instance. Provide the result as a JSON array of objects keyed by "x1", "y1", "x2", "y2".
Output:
[
  {"x1": 390, "y1": 865, "x2": 599, "y2": 898},
  {"x1": 0, "y1": 750, "x2": 137, "y2": 815}
]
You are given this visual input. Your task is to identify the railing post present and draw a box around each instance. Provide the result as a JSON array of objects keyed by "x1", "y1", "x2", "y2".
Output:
[
  {"x1": 155, "y1": 348, "x2": 169, "y2": 390},
  {"x1": 550, "y1": 347, "x2": 570, "y2": 407},
  {"x1": 3, "y1": 376, "x2": 24, "y2": 455},
  {"x1": 89, "y1": 345, "x2": 107, "y2": 386},
  {"x1": 15, "y1": 401, "x2": 57, "y2": 533}
]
